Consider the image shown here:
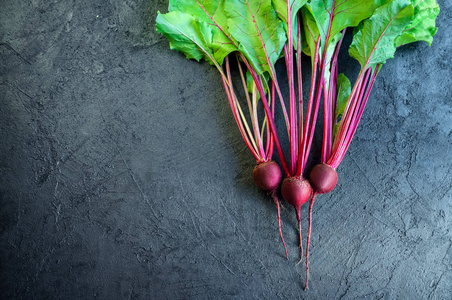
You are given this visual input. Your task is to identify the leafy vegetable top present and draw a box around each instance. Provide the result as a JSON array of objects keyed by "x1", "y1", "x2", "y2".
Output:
[
  {"x1": 157, "y1": 0, "x2": 439, "y2": 72},
  {"x1": 349, "y1": 0, "x2": 414, "y2": 70},
  {"x1": 168, "y1": 0, "x2": 238, "y2": 64},
  {"x1": 225, "y1": 0, "x2": 287, "y2": 75},
  {"x1": 156, "y1": 11, "x2": 217, "y2": 64}
]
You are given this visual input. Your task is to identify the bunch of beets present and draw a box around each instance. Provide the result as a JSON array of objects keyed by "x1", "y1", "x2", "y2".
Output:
[{"x1": 156, "y1": 0, "x2": 440, "y2": 289}]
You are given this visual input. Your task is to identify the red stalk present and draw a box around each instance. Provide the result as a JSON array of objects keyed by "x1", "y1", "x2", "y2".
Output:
[
  {"x1": 243, "y1": 58, "x2": 291, "y2": 176},
  {"x1": 302, "y1": 73, "x2": 324, "y2": 170},
  {"x1": 300, "y1": 4, "x2": 344, "y2": 172},
  {"x1": 334, "y1": 67, "x2": 379, "y2": 167},
  {"x1": 286, "y1": 0, "x2": 297, "y2": 176},
  {"x1": 299, "y1": 36, "x2": 330, "y2": 174},
  {"x1": 265, "y1": 82, "x2": 276, "y2": 158},
  {"x1": 242, "y1": 2, "x2": 291, "y2": 136},
  {"x1": 226, "y1": 57, "x2": 267, "y2": 160},
  {"x1": 322, "y1": 32, "x2": 345, "y2": 163},
  {"x1": 344, "y1": 69, "x2": 372, "y2": 141},
  {"x1": 328, "y1": 66, "x2": 380, "y2": 169},
  {"x1": 296, "y1": 14, "x2": 304, "y2": 164},
  {"x1": 236, "y1": 55, "x2": 259, "y2": 143},
  {"x1": 296, "y1": 38, "x2": 321, "y2": 176},
  {"x1": 335, "y1": 70, "x2": 369, "y2": 158},
  {"x1": 331, "y1": 72, "x2": 364, "y2": 156},
  {"x1": 220, "y1": 74, "x2": 260, "y2": 161}
]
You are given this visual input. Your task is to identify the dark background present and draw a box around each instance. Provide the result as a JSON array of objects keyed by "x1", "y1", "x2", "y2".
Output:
[{"x1": 1, "y1": 0, "x2": 451, "y2": 299}]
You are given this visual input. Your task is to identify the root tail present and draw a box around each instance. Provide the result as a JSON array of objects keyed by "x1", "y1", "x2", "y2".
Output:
[
  {"x1": 271, "y1": 190, "x2": 288, "y2": 260},
  {"x1": 304, "y1": 193, "x2": 317, "y2": 290},
  {"x1": 295, "y1": 208, "x2": 303, "y2": 265}
]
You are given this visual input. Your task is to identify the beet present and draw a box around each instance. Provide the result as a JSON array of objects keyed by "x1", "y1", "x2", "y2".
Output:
[
  {"x1": 309, "y1": 163, "x2": 338, "y2": 194},
  {"x1": 281, "y1": 177, "x2": 312, "y2": 211},
  {"x1": 252, "y1": 161, "x2": 282, "y2": 192},
  {"x1": 281, "y1": 176, "x2": 313, "y2": 263},
  {"x1": 253, "y1": 161, "x2": 288, "y2": 258}
]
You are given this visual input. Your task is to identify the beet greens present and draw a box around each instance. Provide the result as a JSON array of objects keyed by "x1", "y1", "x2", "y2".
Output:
[{"x1": 156, "y1": 0, "x2": 439, "y2": 290}]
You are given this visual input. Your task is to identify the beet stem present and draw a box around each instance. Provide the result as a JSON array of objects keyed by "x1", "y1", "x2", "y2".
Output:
[
  {"x1": 296, "y1": 38, "x2": 320, "y2": 176},
  {"x1": 296, "y1": 14, "x2": 303, "y2": 160},
  {"x1": 243, "y1": 60, "x2": 290, "y2": 176}
]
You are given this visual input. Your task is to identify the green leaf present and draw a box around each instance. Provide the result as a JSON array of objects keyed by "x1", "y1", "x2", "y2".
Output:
[
  {"x1": 333, "y1": 73, "x2": 351, "y2": 139},
  {"x1": 225, "y1": 0, "x2": 287, "y2": 75},
  {"x1": 272, "y1": 0, "x2": 307, "y2": 49},
  {"x1": 309, "y1": 0, "x2": 389, "y2": 48},
  {"x1": 335, "y1": 73, "x2": 351, "y2": 120},
  {"x1": 246, "y1": 70, "x2": 270, "y2": 97},
  {"x1": 395, "y1": 0, "x2": 440, "y2": 47},
  {"x1": 156, "y1": 11, "x2": 216, "y2": 64},
  {"x1": 168, "y1": 0, "x2": 238, "y2": 64},
  {"x1": 323, "y1": 32, "x2": 343, "y2": 94},
  {"x1": 169, "y1": 0, "x2": 222, "y2": 24},
  {"x1": 300, "y1": 5, "x2": 320, "y2": 58},
  {"x1": 349, "y1": 0, "x2": 414, "y2": 69}
]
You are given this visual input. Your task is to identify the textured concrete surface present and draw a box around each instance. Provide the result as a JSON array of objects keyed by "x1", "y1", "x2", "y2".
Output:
[{"x1": 1, "y1": 0, "x2": 451, "y2": 299}]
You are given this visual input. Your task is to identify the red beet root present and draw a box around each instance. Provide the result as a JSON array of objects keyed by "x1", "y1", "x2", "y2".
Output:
[
  {"x1": 281, "y1": 177, "x2": 312, "y2": 210},
  {"x1": 281, "y1": 177, "x2": 313, "y2": 262},
  {"x1": 253, "y1": 161, "x2": 282, "y2": 192},
  {"x1": 309, "y1": 163, "x2": 338, "y2": 194},
  {"x1": 253, "y1": 161, "x2": 287, "y2": 259}
]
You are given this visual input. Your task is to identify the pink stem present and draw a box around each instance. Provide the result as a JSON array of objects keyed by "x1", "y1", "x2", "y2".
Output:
[
  {"x1": 328, "y1": 66, "x2": 380, "y2": 169},
  {"x1": 343, "y1": 69, "x2": 371, "y2": 142},
  {"x1": 302, "y1": 76, "x2": 324, "y2": 170},
  {"x1": 227, "y1": 57, "x2": 266, "y2": 160},
  {"x1": 286, "y1": 46, "x2": 297, "y2": 175},
  {"x1": 235, "y1": 54, "x2": 266, "y2": 161},
  {"x1": 243, "y1": 59, "x2": 290, "y2": 176},
  {"x1": 285, "y1": 0, "x2": 297, "y2": 176},
  {"x1": 301, "y1": 40, "x2": 330, "y2": 172},
  {"x1": 335, "y1": 71, "x2": 369, "y2": 159},
  {"x1": 322, "y1": 32, "x2": 345, "y2": 163},
  {"x1": 330, "y1": 72, "x2": 364, "y2": 158},
  {"x1": 296, "y1": 14, "x2": 303, "y2": 161},
  {"x1": 296, "y1": 38, "x2": 321, "y2": 176},
  {"x1": 301, "y1": 10, "x2": 343, "y2": 172},
  {"x1": 330, "y1": 67, "x2": 379, "y2": 168},
  {"x1": 221, "y1": 75, "x2": 260, "y2": 161},
  {"x1": 265, "y1": 82, "x2": 276, "y2": 159}
]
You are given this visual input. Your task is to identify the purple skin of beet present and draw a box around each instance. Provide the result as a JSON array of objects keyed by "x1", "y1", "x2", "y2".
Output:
[
  {"x1": 253, "y1": 161, "x2": 289, "y2": 259},
  {"x1": 281, "y1": 176, "x2": 312, "y2": 265},
  {"x1": 252, "y1": 161, "x2": 282, "y2": 192},
  {"x1": 281, "y1": 177, "x2": 312, "y2": 212},
  {"x1": 309, "y1": 163, "x2": 338, "y2": 194}
]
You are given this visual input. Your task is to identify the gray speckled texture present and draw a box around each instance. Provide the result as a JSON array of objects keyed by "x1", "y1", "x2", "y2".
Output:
[{"x1": 1, "y1": 1, "x2": 451, "y2": 299}]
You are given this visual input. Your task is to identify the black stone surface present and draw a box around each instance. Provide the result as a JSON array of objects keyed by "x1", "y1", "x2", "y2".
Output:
[{"x1": 1, "y1": 1, "x2": 451, "y2": 299}]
